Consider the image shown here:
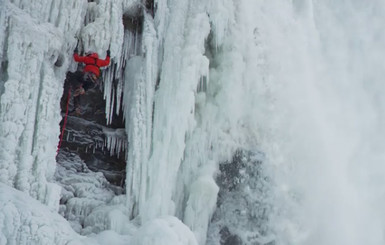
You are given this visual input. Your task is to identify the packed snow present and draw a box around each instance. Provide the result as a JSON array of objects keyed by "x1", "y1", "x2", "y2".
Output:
[{"x1": 1, "y1": 0, "x2": 385, "y2": 245}]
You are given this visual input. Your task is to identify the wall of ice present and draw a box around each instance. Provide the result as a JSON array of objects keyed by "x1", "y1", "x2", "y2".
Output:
[
  {"x1": 0, "y1": 0, "x2": 85, "y2": 208},
  {"x1": 0, "y1": 0, "x2": 211, "y2": 243},
  {"x1": 123, "y1": 2, "x2": 236, "y2": 245},
  {"x1": 0, "y1": 0, "x2": 139, "y2": 243},
  {"x1": 2, "y1": 0, "x2": 385, "y2": 244},
  {"x1": 0, "y1": 0, "x2": 141, "y2": 202},
  {"x1": 0, "y1": 0, "x2": 248, "y2": 243}
]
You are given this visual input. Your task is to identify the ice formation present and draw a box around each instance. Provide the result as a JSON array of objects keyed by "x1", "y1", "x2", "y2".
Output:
[
  {"x1": 0, "y1": 183, "x2": 80, "y2": 245},
  {"x1": 0, "y1": 0, "x2": 85, "y2": 209},
  {"x1": 104, "y1": 128, "x2": 128, "y2": 158},
  {"x1": 1, "y1": 0, "x2": 385, "y2": 245}
]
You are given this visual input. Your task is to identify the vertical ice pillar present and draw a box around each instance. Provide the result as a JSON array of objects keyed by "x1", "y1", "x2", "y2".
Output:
[
  {"x1": 0, "y1": 0, "x2": 85, "y2": 209},
  {"x1": 128, "y1": 0, "x2": 216, "y2": 234},
  {"x1": 0, "y1": 10, "x2": 59, "y2": 207},
  {"x1": 131, "y1": 0, "x2": 191, "y2": 221},
  {"x1": 124, "y1": 12, "x2": 157, "y2": 218}
]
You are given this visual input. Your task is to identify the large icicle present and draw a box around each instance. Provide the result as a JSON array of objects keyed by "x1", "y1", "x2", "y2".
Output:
[
  {"x1": 127, "y1": 0, "x2": 216, "y2": 229},
  {"x1": 124, "y1": 11, "x2": 157, "y2": 218},
  {"x1": 104, "y1": 128, "x2": 128, "y2": 158}
]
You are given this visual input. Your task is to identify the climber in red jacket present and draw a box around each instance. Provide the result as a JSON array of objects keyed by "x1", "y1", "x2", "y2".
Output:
[
  {"x1": 72, "y1": 48, "x2": 111, "y2": 96},
  {"x1": 62, "y1": 48, "x2": 111, "y2": 115}
]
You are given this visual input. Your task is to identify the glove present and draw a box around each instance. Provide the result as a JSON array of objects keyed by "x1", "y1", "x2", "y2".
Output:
[
  {"x1": 107, "y1": 49, "x2": 110, "y2": 56},
  {"x1": 74, "y1": 87, "x2": 85, "y2": 97}
]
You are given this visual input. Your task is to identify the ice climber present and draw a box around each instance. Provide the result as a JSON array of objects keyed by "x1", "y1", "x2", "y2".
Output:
[
  {"x1": 72, "y1": 47, "x2": 111, "y2": 96},
  {"x1": 62, "y1": 47, "x2": 110, "y2": 115}
]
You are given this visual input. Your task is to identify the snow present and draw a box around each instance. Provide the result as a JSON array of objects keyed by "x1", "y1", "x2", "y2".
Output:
[
  {"x1": 55, "y1": 151, "x2": 123, "y2": 233},
  {"x1": 0, "y1": 183, "x2": 80, "y2": 245},
  {"x1": 184, "y1": 175, "x2": 219, "y2": 245},
  {"x1": 1, "y1": 0, "x2": 385, "y2": 245},
  {"x1": 131, "y1": 216, "x2": 198, "y2": 245},
  {"x1": 82, "y1": 203, "x2": 134, "y2": 235}
]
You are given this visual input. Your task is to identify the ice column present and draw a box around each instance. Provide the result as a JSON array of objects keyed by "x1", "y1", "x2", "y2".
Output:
[
  {"x1": 0, "y1": 0, "x2": 85, "y2": 208},
  {"x1": 123, "y1": 12, "x2": 157, "y2": 218},
  {"x1": 124, "y1": 2, "x2": 218, "y2": 234}
]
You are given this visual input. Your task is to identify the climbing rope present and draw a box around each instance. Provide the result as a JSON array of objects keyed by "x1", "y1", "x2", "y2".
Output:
[{"x1": 57, "y1": 87, "x2": 71, "y2": 153}]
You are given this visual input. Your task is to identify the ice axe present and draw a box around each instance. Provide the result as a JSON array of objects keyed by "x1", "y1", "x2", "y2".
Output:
[{"x1": 107, "y1": 43, "x2": 111, "y2": 57}]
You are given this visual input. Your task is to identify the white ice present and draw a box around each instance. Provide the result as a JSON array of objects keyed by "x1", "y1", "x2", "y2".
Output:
[
  {"x1": 0, "y1": 183, "x2": 80, "y2": 245},
  {"x1": 2, "y1": 0, "x2": 385, "y2": 245}
]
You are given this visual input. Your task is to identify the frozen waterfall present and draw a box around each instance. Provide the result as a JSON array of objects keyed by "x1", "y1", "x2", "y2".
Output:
[{"x1": 1, "y1": 0, "x2": 385, "y2": 245}]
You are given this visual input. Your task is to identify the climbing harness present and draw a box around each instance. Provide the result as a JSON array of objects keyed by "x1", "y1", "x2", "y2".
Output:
[{"x1": 84, "y1": 71, "x2": 99, "y2": 84}]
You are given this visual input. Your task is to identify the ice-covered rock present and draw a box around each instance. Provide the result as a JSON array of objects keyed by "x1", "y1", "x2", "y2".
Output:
[
  {"x1": 131, "y1": 216, "x2": 198, "y2": 245},
  {"x1": 0, "y1": 183, "x2": 80, "y2": 245}
]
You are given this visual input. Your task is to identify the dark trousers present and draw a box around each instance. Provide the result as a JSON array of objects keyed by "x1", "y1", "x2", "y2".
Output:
[
  {"x1": 61, "y1": 71, "x2": 84, "y2": 112},
  {"x1": 61, "y1": 71, "x2": 100, "y2": 112}
]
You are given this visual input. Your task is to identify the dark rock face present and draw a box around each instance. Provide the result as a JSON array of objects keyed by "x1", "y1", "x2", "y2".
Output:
[
  {"x1": 207, "y1": 150, "x2": 275, "y2": 245},
  {"x1": 57, "y1": 73, "x2": 126, "y2": 188},
  {"x1": 220, "y1": 227, "x2": 243, "y2": 245}
]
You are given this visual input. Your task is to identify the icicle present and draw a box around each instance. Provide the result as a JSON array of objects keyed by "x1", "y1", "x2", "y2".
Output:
[
  {"x1": 103, "y1": 22, "x2": 142, "y2": 125},
  {"x1": 109, "y1": 88, "x2": 115, "y2": 125},
  {"x1": 102, "y1": 128, "x2": 127, "y2": 158},
  {"x1": 103, "y1": 70, "x2": 113, "y2": 125}
]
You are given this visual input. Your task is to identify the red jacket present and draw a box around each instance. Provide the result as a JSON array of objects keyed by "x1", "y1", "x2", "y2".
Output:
[{"x1": 73, "y1": 53, "x2": 110, "y2": 77}]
